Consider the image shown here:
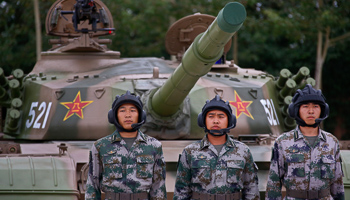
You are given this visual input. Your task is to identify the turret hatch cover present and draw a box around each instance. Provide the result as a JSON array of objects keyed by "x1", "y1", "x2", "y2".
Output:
[{"x1": 45, "y1": 0, "x2": 115, "y2": 38}]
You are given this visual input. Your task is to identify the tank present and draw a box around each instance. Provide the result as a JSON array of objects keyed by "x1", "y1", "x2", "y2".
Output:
[{"x1": 1, "y1": 0, "x2": 349, "y2": 199}]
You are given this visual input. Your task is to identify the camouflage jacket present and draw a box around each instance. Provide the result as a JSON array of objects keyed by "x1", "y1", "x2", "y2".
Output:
[
  {"x1": 173, "y1": 134, "x2": 259, "y2": 200},
  {"x1": 266, "y1": 127, "x2": 344, "y2": 200},
  {"x1": 85, "y1": 130, "x2": 167, "y2": 200}
]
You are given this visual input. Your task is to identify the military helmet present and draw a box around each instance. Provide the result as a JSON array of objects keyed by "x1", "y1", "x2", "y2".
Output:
[
  {"x1": 197, "y1": 95, "x2": 236, "y2": 136},
  {"x1": 288, "y1": 84, "x2": 329, "y2": 127},
  {"x1": 108, "y1": 91, "x2": 146, "y2": 132}
]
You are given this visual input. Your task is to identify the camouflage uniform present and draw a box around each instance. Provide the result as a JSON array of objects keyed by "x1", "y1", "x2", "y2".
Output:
[
  {"x1": 173, "y1": 134, "x2": 259, "y2": 200},
  {"x1": 85, "y1": 130, "x2": 167, "y2": 200},
  {"x1": 266, "y1": 126, "x2": 344, "y2": 200}
]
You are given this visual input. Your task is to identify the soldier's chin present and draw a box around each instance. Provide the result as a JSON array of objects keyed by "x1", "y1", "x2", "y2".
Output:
[
  {"x1": 210, "y1": 129, "x2": 222, "y2": 134},
  {"x1": 305, "y1": 120, "x2": 316, "y2": 125},
  {"x1": 122, "y1": 125, "x2": 133, "y2": 130}
]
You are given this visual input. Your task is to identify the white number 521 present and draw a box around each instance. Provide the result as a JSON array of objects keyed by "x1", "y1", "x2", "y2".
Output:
[{"x1": 26, "y1": 102, "x2": 52, "y2": 129}]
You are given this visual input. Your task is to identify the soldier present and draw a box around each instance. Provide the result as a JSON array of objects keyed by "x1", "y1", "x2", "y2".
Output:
[
  {"x1": 85, "y1": 91, "x2": 167, "y2": 200},
  {"x1": 173, "y1": 95, "x2": 260, "y2": 200},
  {"x1": 266, "y1": 84, "x2": 344, "y2": 200}
]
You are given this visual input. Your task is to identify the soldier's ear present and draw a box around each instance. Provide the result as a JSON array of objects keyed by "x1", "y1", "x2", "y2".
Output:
[
  {"x1": 108, "y1": 109, "x2": 114, "y2": 124},
  {"x1": 197, "y1": 113, "x2": 205, "y2": 128}
]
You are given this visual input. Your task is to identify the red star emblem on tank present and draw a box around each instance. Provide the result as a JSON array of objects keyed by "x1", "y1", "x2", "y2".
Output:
[
  {"x1": 60, "y1": 91, "x2": 93, "y2": 121},
  {"x1": 229, "y1": 91, "x2": 254, "y2": 119}
]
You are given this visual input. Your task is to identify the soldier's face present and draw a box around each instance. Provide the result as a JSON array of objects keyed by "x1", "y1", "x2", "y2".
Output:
[
  {"x1": 299, "y1": 102, "x2": 321, "y2": 125},
  {"x1": 205, "y1": 110, "x2": 228, "y2": 131},
  {"x1": 117, "y1": 103, "x2": 139, "y2": 130}
]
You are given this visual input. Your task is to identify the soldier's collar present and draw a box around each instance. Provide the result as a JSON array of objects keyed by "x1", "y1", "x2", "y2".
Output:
[
  {"x1": 226, "y1": 135, "x2": 235, "y2": 148},
  {"x1": 111, "y1": 130, "x2": 146, "y2": 143},
  {"x1": 294, "y1": 127, "x2": 326, "y2": 142},
  {"x1": 200, "y1": 135, "x2": 211, "y2": 149},
  {"x1": 111, "y1": 130, "x2": 122, "y2": 142},
  {"x1": 200, "y1": 134, "x2": 234, "y2": 149},
  {"x1": 136, "y1": 131, "x2": 147, "y2": 143},
  {"x1": 111, "y1": 130, "x2": 122, "y2": 143},
  {"x1": 319, "y1": 129, "x2": 327, "y2": 142}
]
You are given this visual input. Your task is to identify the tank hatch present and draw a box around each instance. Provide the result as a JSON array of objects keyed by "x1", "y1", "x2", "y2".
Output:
[
  {"x1": 165, "y1": 13, "x2": 232, "y2": 61},
  {"x1": 45, "y1": 0, "x2": 115, "y2": 52}
]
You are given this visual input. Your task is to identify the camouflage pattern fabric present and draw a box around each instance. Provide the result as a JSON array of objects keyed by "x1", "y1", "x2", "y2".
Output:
[
  {"x1": 85, "y1": 130, "x2": 167, "y2": 200},
  {"x1": 173, "y1": 134, "x2": 259, "y2": 200},
  {"x1": 266, "y1": 126, "x2": 345, "y2": 200}
]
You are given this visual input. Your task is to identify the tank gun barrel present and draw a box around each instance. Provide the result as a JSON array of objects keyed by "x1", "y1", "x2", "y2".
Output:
[{"x1": 150, "y1": 2, "x2": 246, "y2": 117}]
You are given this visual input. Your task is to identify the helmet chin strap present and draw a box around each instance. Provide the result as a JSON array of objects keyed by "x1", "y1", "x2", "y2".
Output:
[
  {"x1": 116, "y1": 120, "x2": 145, "y2": 133},
  {"x1": 116, "y1": 126, "x2": 135, "y2": 133},
  {"x1": 207, "y1": 129, "x2": 227, "y2": 137},
  {"x1": 296, "y1": 118, "x2": 321, "y2": 128},
  {"x1": 300, "y1": 123, "x2": 318, "y2": 128},
  {"x1": 205, "y1": 125, "x2": 233, "y2": 137}
]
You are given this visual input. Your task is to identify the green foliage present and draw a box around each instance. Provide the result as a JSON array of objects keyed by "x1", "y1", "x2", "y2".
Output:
[
  {"x1": 103, "y1": 0, "x2": 171, "y2": 58},
  {"x1": 0, "y1": 0, "x2": 53, "y2": 74},
  {"x1": 0, "y1": 1, "x2": 35, "y2": 74}
]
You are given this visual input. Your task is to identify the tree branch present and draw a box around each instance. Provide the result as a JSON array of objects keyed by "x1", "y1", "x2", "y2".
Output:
[
  {"x1": 329, "y1": 32, "x2": 350, "y2": 46},
  {"x1": 322, "y1": 27, "x2": 330, "y2": 59}
]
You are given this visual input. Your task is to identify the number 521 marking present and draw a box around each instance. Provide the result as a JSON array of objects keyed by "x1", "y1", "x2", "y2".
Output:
[
  {"x1": 26, "y1": 102, "x2": 52, "y2": 129},
  {"x1": 260, "y1": 99, "x2": 279, "y2": 126}
]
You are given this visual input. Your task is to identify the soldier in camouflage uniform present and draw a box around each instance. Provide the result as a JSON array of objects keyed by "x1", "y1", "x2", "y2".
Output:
[
  {"x1": 85, "y1": 91, "x2": 167, "y2": 200},
  {"x1": 266, "y1": 84, "x2": 344, "y2": 200},
  {"x1": 173, "y1": 95, "x2": 259, "y2": 200}
]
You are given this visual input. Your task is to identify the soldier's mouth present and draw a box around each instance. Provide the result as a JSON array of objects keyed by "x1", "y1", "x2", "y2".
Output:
[{"x1": 211, "y1": 126, "x2": 221, "y2": 130}]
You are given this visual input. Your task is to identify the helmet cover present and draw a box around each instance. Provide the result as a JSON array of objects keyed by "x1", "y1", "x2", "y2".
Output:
[
  {"x1": 108, "y1": 91, "x2": 146, "y2": 132},
  {"x1": 288, "y1": 84, "x2": 329, "y2": 127},
  {"x1": 197, "y1": 95, "x2": 236, "y2": 136}
]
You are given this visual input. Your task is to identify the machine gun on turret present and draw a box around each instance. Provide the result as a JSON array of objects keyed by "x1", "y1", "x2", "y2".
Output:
[
  {"x1": 60, "y1": 0, "x2": 115, "y2": 33},
  {"x1": 46, "y1": 0, "x2": 116, "y2": 51}
]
